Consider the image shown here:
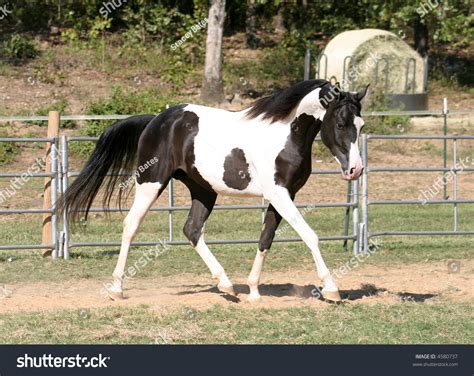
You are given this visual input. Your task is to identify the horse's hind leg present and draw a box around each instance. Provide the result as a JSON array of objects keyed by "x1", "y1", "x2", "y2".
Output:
[
  {"x1": 183, "y1": 184, "x2": 234, "y2": 295},
  {"x1": 106, "y1": 181, "x2": 166, "y2": 300}
]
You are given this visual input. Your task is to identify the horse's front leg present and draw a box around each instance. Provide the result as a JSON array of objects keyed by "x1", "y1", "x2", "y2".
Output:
[{"x1": 265, "y1": 186, "x2": 341, "y2": 302}]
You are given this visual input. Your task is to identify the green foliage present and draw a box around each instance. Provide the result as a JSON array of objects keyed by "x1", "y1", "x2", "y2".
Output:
[
  {"x1": 364, "y1": 88, "x2": 411, "y2": 135},
  {"x1": 1, "y1": 34, "x2": 39, "y2": 64},
  {"x1": 224, "y1": 32, "x2": 306, "y2": 94},
  {"x1": 0, "y1": 127, "x2": 20, "y2": 165},
  {"x1": 71, "y1": 87, "x2": 175, "y2": 158},
  {"x1": 121, "y1": 1, "x2": 206, "y2": 46},
  {"x1": 36, "y1": 99, "x2": 75, "y2": 129}
]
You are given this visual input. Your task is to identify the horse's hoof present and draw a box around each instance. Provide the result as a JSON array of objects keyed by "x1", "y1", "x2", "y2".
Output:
[
  {"x1": 322, "y1": 289, "x2": 342, "y2": 302},
  {"x1": 217, "y1": 282, "x2": 235, "y2": 296},
  {"x1": 247, "y1": 293, "x2": 261, "y2": 302},
  {"x1": 107, "y1": 290, "x2": 124, "y2": 301}
]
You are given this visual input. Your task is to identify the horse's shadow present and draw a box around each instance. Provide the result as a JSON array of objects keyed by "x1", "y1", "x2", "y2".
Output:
[{"x1": 176, "y1": 282, "x2": 437, "y2": 303}]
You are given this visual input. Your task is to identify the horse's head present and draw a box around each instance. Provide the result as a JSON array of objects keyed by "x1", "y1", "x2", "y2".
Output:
[{"x1": 320, "y1": 84, "x2": 368, "y2": 181}]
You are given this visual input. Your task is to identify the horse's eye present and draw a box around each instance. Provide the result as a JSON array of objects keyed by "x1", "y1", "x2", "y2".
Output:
[{"x1": 336, "y1": 123, "x2": 344, "y2": 130}]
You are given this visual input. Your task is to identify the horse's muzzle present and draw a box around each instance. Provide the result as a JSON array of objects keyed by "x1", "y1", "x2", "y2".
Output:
[{"x1": 341, "y1": 165, "x2": 363, "y2": 181}]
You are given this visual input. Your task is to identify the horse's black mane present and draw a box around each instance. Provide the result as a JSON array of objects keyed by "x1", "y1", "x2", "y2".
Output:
[{"x1": 245, "y1": 79, "x2": 329, "y2": 123}]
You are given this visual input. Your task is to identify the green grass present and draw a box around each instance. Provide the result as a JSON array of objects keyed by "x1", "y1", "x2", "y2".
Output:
[
  {"x1": 0, "y1": 303, "x2": 472, "y2": 344},
  {"x1": 0, "y1": 202, "x2": 473, "y2": 284},
  {"x1": 0, "y1": 182, "x2": 472, "y2": 345}
]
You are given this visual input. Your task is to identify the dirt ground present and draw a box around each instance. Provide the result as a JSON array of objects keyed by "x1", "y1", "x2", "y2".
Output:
[{"x1": 1, "y1": 260, "x2": 472, "y2": 314}]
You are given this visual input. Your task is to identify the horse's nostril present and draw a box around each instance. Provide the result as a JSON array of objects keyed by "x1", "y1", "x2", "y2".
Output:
[{"x1": 350, "y1": 167, "x2": 355, "y2": 175}]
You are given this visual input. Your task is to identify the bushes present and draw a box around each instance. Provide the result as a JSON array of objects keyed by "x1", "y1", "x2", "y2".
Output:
[
  {"x1": 2, "y1": 34, "x2": 39, "y2": 65},
  {"x1": 363, "y1": 87, "x2": 411, "y2": 134},
  {"x1": 0, "y1": 127, "x2": 20, "y2": 165},
  {"x1": 70, "y1": 87, "x2": 175, "y2": 158}
]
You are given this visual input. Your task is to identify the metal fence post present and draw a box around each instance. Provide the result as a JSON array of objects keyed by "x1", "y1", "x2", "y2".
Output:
[
  {"x1": 453, "y1": 138, "x2": 458, "y2": 231},
  {"x1": 361, "y1": 134, "x2": 369, "y2": 252},
  {"x1": 443, "y1": 98, "x2": 448, "y2": 199},
  {"x1": 304, "y1": 48, "x2": 311, "y2": 80},
  {"x1": 61, "y1": 136, "x2": 70, "y2": 259},
  {"x1": 168, "y1": 178, "x2": 174, "y2": 241},
  {"x1": 343, "y1": 182, "x2": 352, "y2": 251},
  {"x1": 352, "y1": 178, "x2": 359, "y2": 254},
  {"x1": 50, "y1": 140, "x2": 59, "y2": 259}
]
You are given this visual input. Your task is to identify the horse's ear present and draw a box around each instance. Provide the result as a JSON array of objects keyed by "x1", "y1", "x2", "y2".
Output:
[
  {"x1": 334, "y1": 82, "x2": 342, "y2": 101},
  {"x1": 356, "y1": 84, "x2": 370, "y2": 101}
]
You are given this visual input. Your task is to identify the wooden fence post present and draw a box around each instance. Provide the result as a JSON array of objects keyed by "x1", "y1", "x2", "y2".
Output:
[{"x1": 42, "y1": 111, "x2": 60, "y2": 257}]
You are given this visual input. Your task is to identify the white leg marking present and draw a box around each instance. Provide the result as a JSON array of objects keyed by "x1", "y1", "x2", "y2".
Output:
[
  {"x1": 267, "y1": 187, "x2": 339, "y2": 295},
  {"x1": 109, "y1": 182, "x2": 161, "y2": 299},
  {"x1": 194, "y1": 234, "x2": 234, "y2": 295},
  {"x1": 247, "y1": 249, "x2": 267, "y2": 302}
]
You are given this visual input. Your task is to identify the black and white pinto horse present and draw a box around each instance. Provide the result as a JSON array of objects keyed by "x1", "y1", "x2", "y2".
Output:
[{"x1": 61, "y1": 79, "x2": 368, "y2": 303}]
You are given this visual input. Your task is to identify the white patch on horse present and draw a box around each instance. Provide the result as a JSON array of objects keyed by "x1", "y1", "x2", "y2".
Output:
[
  {"x1": 348, "y1": 116, "x2": 364, "y2": 174},
  {"x1": 185, "y1": 104, "x2": 291, "y2": 197},
  {"x1": 354, "y1": 115, "x2": 364, "y2": 136},
  {"x1": 295, "y1": 87, "x2": 327, "y2": 120}
]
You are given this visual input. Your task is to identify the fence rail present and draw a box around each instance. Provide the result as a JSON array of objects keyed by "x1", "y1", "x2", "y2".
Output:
[{"x1": 0, "y1": 107, "x2": 473, "y2": 258}]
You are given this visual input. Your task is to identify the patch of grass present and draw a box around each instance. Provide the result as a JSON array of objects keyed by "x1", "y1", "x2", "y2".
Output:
[
  {"x1": 0, "y1": 203, "x2": 472, "y2": 284},
  {"x1": 0, "y1": 126, "x2": 20, "y2": 165},
  {"x1": 0, "y1": 303, "x2": 471, "y2": 344}
]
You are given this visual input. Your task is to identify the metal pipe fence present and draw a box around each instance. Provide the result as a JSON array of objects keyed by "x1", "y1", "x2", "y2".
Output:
[
  {"x1": 1, "y1": 108, "x2": 473, "y2": 257},
  {"x1": 359, "y1": 133, "x2": 474, "y2": 252},
  {"x1": 0, "y1": 137, "x2": 58, "y2": 254},
  {"x1": 62, "y1": 135, "x2": 359, "y2": 258}
]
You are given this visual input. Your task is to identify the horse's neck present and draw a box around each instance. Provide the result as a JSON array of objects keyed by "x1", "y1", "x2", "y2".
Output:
[{"x1": 288, "y1": 114, "x2": 322, "y2": 156}]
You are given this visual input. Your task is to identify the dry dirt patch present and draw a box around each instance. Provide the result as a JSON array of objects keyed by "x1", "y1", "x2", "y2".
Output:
[{"x1": 1, "y1": 260, "x2": 472, "y2": 314}]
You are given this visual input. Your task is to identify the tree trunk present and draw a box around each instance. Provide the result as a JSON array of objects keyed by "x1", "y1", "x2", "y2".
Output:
[
  {"x1": 273, "y1": 3, "x2": 286, "y2": 34},
  {"x1": 246, "y1": 0, "x2": 259, "y2": 49},
  {"x1": 201, "y1": 0, "x2": 226, "y2": 103},
  {"x1": 414, "y1": 16, "x2": 429, "y2": 57}
]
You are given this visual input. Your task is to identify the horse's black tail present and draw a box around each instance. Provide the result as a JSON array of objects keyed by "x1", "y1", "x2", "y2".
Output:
[{"x1": 58, "y1": 114, "x2": 156, "y2": 225}]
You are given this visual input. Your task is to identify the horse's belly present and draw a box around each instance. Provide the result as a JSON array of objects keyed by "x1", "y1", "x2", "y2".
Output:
[{"x1": 192, "y1": 141, "x2": 264, "y2": 197}]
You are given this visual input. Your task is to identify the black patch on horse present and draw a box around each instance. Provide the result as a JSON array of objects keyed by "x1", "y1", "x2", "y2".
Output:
[
  {"x1": 274, "y1": 114, "x2": 321, "y2": 193},
  {"x1": 223, "y1": 148, "x2": 251, "y2": 190}
]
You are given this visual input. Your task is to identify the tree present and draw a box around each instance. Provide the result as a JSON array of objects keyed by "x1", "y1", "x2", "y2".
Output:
[
  {"x1": 201, "y1": 0, "x2": 226, "y2": 103},
  {"x1": 245, "y1": 0, "x2": 259, "y2": 49},
  {"x1": 414, "y1": 15, "x2": 428, "y2": 57}
]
